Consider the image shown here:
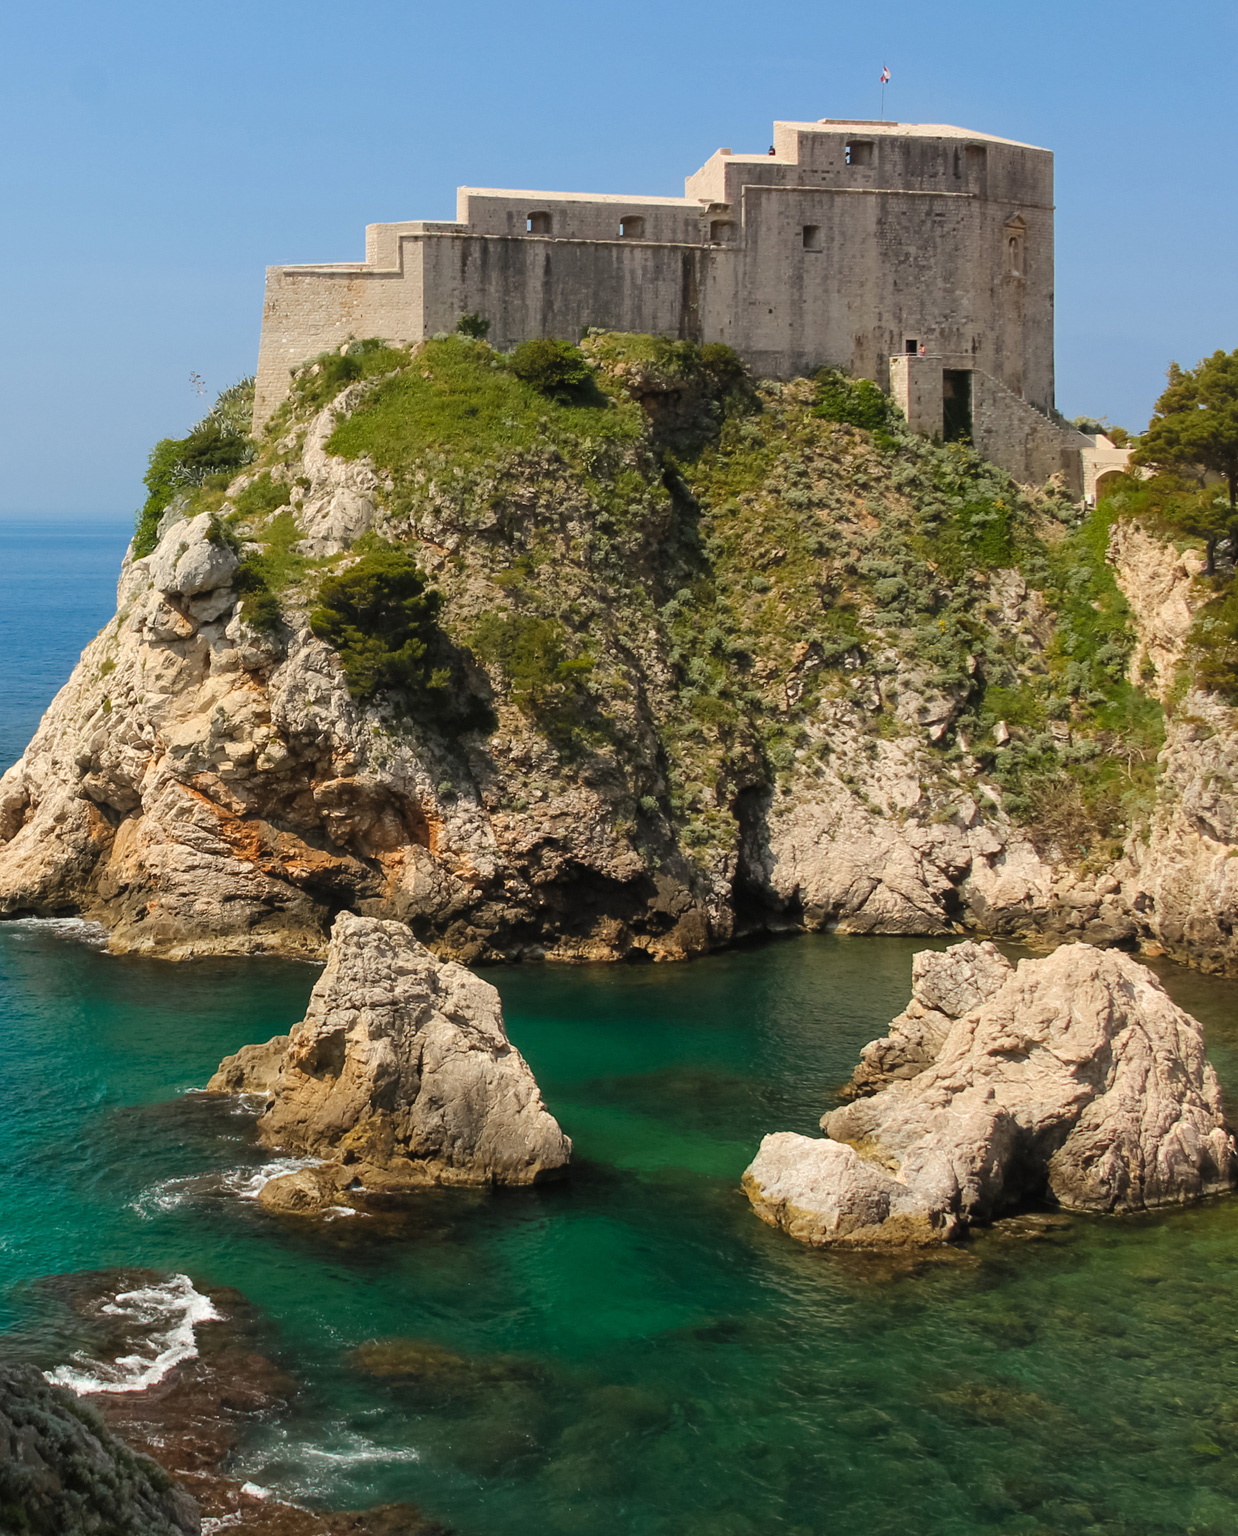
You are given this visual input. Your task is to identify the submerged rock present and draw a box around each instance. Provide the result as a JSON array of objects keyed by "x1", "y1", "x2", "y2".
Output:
[
  {"x1": 208, "y1": 912, "x2": 571, "y2": 1209},
  {"x1": 17, "y1": 1267, "x2": 449, "y2": 1536},
  {"x1": 744, "y1": 942, "x2": 1236, "y2": 1247}
]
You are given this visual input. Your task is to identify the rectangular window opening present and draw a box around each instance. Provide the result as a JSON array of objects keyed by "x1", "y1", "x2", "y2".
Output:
[
  {"x1": 905, "y1": 338, "x2": 919, "y2": 355},
  {"x1": 620, "y1": 216, "x2": 644, "y2": 239},
  {"x1": 526, "y1": 211, "x2": 552, "y2": 235},
  {"x1": 802, "y1": 225, "x2": 822, "y2": 250},
  {"x1": 845, "y1": 140, "x2": 874, "y2": 167},
  {"x1": 709, "y1": 219, "x2": 737, "y2": 243}
]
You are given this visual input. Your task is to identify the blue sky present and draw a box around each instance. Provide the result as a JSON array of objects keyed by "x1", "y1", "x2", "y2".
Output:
[{"x1": 2, "y1": 0, "x2": 1235, "y2": 517}]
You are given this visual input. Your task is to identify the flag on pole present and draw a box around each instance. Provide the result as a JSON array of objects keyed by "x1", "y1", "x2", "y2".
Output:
[{"x1": 880, "y1": 66, "x2": 890, "y2": 83}]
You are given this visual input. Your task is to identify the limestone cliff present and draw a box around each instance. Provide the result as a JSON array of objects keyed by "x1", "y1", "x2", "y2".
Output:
[{"x1": 0, "y1": 333, "x2": 1233, "y2": 969}]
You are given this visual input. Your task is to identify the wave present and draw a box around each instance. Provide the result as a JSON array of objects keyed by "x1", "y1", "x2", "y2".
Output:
[
  {"x1": 130, "y1": 1157, "x2": 323, "y2": 1216},
  {"x1": 45, "y1": 1273, "x2": 220, "y2": 1395},
  {"x1": 4, "y1": 916, "x2": 109, "y2": 948},
  {"x1": 232, "y1": 1422, "x2": 421, "y2": 1502},
  {"x1": 222, "y1": 1157, "x2": 324, "y2": 1201}
]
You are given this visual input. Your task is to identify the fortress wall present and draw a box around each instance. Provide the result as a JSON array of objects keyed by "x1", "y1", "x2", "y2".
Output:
[
  {"x1": 254, "y1": 250, "x2": 426, "y2": 429},
  {"x1": 419, "y1": 234, "x2": 702, "y2": 349},
  {"x1": 250, "y1": 118, "x2": 1080, "y2": 489},
  {"x1": 458, "y1": 191, "x2": 702, "y2": 244}
]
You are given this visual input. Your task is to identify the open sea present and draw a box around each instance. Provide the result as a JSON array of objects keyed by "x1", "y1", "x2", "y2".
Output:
[{"x1": 3, "y1": 517, "x2": 1238, "y2": 1535}]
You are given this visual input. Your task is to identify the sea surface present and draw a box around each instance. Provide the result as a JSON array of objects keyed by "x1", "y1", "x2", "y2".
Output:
[
  {"x1": 0, "y1": 517, "x2": 134, "y2": 773},
  {"x1": 3, "y1": 522, "x2": 1238, "y2": 1535}
]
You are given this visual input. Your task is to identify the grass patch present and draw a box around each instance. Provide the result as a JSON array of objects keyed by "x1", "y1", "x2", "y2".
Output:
[
  {"x1": 290, "y1": 339, "x2": 411, "y2": 414},
  {"x1": 326, "y1": 336, "x2": 642, "y2": 479},
  {"x1": 232, "y1": 471, "x2": 290, "y2": 519}
]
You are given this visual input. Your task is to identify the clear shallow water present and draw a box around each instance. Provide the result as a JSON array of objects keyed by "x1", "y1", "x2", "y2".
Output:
[
  {"x1": 4, "y1": 526, "x2": 1238, "y2": 1534},
  {"x1": 2, "y1": 924, "x2": 1238, "y2": 1536}
]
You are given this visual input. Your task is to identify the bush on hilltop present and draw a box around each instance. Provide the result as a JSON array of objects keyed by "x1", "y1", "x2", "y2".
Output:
[{"x1": 309, "y1": 543, "x2": 448, "y2": 704}]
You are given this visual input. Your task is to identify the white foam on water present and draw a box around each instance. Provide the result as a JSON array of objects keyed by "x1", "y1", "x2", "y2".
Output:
[
  {"x1": 129, "y1": 1157, "x2": 325, "y2": 1218},
  {"x1": 222, "y1": 1157, "x2": 323, "y2": 1200},
  {"x1": 129, "y1": 1174, "x2": 207, "y2": 1216},
  {"x1": 240, "y1": 1483, "x2": 272, "y2": 1500},
  {"x1": 5, "y1": 916, "x2": 109, "y2": 948},
  {"x1": 324, "y1": 1206, "x2": 359, "y2": 1219},
  {"x1": 232, "y1": 1423, "x2": 422, "y2": 1502},
  {"x1": 44, "y1": 1273, "x2": 221, "y2": 1395},
  {"x1": 296, "y1": 1435, "x2": 421, "y2": 1465}
]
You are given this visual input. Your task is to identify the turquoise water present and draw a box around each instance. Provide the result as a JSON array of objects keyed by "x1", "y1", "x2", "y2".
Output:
[{"x1": 5, "y1": 525, "x2": 1238, "y2": 1534}]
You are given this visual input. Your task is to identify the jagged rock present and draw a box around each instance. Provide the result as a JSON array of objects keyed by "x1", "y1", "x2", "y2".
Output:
[
  {"x1": 839, "y1": 940, "x2": 1012, "y2": 1098},
  {"x1": 0, "y1": 1362, "x2": 200, "y2": 1535},
  {"x1": 1108, "y1": 518, "x2": 1203, "y2": 700},
  {"x1": 208, "y1": 1034, "x2": 290, "y2": 1093},
  {"x1": 1122, "y1": 692, "x2": 1238, "y2": 974},
  {"x1": 744, "y1": 942, "x2": 1236, "y2": 1247},
  {"x1": 147, "y1": 512, "x2": 238, "y2": 599},
  {"x1": 208, "y1": 912, "x2": 571, "y2": 1208}
]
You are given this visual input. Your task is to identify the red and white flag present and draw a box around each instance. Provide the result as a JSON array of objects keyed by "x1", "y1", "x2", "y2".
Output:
[{"x1": 880, "y1": 66, "x2": 890, "y2": 83}]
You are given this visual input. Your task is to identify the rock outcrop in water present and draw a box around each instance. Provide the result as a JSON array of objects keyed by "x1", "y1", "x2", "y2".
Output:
[
  {"x1": 0, "y1": 1361, "x2": 200, "y2": 1535},
  {"x1": 208, "y1": 912, "x2": 570, "y2": 1210},
  {"x1": 744, "y1": 942, "x2": 1236, "y2": 1247}
]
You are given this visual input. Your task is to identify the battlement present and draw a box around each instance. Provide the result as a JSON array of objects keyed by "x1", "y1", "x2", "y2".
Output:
[{"x1": 253, "y1": 117, "x2": 1080, "y2": 487}]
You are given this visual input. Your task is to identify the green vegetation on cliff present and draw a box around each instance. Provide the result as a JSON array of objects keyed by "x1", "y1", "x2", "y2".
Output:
[
  {"x1": 157, "y1": 332, "x2": 1173, "y2": 873},
  {"x1": 132, "y1": 378, "x2": 256, "y2": 556},
  {"x1": 309, "y1": 542, "x2": 447, "y2": 704}
]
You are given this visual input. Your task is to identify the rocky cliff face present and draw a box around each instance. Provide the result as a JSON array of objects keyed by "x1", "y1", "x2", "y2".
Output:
[
  {"x1": 1, "y1": 334, "x2": 1236, "y2": 970},
  {"x1": 1102, "y1": 518, "x2": 1238, "y2": 973},
  {"x1": 743, "y1": 941, "x2": 1236, "y2": 1247}
]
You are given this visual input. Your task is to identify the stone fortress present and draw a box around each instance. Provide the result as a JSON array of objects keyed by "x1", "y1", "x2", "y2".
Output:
[{"x1": 254, "y1": 118, "x2": 1098, "y2": 490}]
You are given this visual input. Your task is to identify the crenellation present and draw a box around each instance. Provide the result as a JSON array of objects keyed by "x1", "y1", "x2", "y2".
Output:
[{"x1": 251, "y1": 115, "x2": 1084, "y2": 488}]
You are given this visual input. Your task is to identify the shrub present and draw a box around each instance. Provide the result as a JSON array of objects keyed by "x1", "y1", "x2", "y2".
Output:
[
  {"x1": 310, "y1": 543, "x2": 447, "y2": 703},
  {"x1": 234, "y1": 559, "x2": 283, "y2": 631},
  {"x1": 456, "y1": 312, "x2": 491, "y2": 339},
  {"x1": 232, "y1": 472, "x2": 290, "y2": 519},
  {"x1": 1189, "y1": 583, "x2": 1238, "y2": 701},
  {"x1": 699, "y1": 342, "x2": 749, "y2": 392},
  {"x1": 509, "y1": 338, "x2": 593, "y2": 401},
  {"x1": 813, "y1": 368, "x2": 891, "y2": 432},
  {"x1": 470, "y1": 609, "x2": 594, "y2": 742},
  {"x1": 132, "y1": 391, "x2": 256, "y2": 557}
]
